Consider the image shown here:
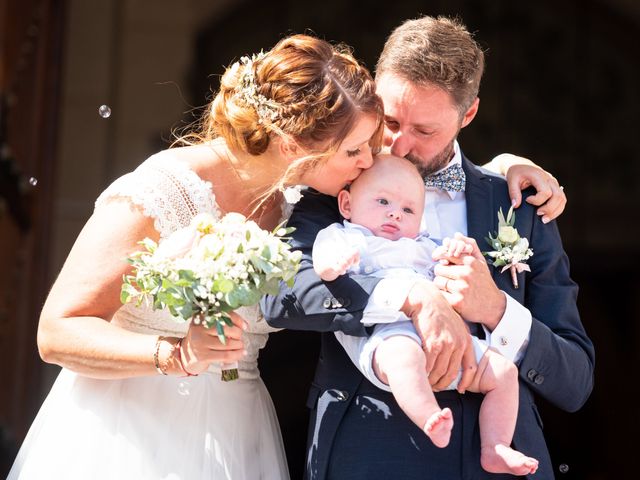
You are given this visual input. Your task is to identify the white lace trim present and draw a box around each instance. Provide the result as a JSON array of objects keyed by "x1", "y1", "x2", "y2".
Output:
[{"x1": 95, "y1": 153, "x2": 219, "y2": 239}]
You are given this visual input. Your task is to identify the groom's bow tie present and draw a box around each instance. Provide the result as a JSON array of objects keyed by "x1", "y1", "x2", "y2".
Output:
[{"x1": 424, "y1": 163, "x2": 466, "y2": 192}]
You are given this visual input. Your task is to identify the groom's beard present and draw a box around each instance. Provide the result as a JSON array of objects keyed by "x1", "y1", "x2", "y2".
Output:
[{"x1": 406, "y1": 140, "x2": 456, "y2": 178}]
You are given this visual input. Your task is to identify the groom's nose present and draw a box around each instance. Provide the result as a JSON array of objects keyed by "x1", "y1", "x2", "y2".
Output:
[{"x1": 389, "y1": 130, "x2": 413, "y2": 158}]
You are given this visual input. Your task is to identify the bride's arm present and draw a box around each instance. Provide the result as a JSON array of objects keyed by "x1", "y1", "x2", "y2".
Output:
[
  {"x1": 37, "y1": 199, "x2": 245, "y2": 379},
  {"x1": 483, "y1": 153, "x2": 567, "y2": 223}
]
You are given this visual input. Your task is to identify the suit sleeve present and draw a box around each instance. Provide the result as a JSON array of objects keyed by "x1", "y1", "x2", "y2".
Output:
[
  {"x1": 516, "y1": 206, "x2": 595, "y2": 413},
  {"x1": 261, "y1": 189, "x2": 381, "y2": 336}
]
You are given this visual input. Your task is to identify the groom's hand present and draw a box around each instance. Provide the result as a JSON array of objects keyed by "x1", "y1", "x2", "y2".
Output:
[
  {"x1": 433, "y1": 234, "x2": 506, "y2": 332},
  {"x1": 401, "y1": 280, "x2": 476, "y2": 391}
]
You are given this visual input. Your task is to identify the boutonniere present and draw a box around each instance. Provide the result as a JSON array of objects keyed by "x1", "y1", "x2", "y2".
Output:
[{"x1": 484, "y1": 206, "x2": 533, "y2": 289}]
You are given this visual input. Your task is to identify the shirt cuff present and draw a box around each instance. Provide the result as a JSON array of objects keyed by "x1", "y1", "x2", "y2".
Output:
[
  {"x1": 482, "y1": 292, "x2": 532, "y2": 363},
  {"x1": 362, "y1": 278, "x2": 416, "y2": 325}
]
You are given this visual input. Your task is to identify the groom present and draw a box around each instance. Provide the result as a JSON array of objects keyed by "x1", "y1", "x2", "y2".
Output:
[{"x1": 262, "y1": 15, "x2": 594, "y2": 479}]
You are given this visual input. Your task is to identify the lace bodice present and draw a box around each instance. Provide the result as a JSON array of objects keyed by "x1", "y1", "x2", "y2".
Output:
[{"x1": 95, "y1": 152, "x2": 283, "y2": 379}]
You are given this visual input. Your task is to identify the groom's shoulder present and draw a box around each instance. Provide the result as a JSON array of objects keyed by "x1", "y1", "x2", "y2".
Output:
[
  {"x1": 463, "y1": 154, "x2": 537, "y2": 200},
  {"x1": 291, "y1": 187, "x2": 339, "y2": 217},
  {"x1": 462, "y1": 154, "x2": 508, "y2": 185}
]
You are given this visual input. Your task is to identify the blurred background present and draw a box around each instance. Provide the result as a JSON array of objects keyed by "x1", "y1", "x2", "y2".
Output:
[{"x1": 1, "y1": 0, "x2": 638, "y2": 478}]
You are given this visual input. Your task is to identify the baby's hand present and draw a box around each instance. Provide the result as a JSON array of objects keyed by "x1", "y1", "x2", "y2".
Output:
[
  {"x1": 332, "y1": 248, "x2": 360, "y2": 276},
  {"x1": 314, "y1": 247, "x2": 360, "y2": 281},
  {"x1": 433, "y1": 234, "x2": 474, "y2": 264}
]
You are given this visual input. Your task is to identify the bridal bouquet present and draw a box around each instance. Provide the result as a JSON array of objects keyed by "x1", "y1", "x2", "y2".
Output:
[
  {"x1": 121, "y1": 212, "x2": 301, "y2": 380},
  {"x1": 484, "y1": 206, "x2": 533, "y2": 289}
]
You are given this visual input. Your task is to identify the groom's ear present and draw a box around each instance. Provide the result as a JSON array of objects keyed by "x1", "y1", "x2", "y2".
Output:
[
  {"x1": 337, "y1": 189, "x2": 352, "y2": 219},
  {"x1": 460, "y1": 97, "x2": 480, "y2": 129}
]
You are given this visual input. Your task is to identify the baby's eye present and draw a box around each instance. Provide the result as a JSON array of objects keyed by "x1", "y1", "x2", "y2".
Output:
[
  {"x1": 377, "y1": 198, "x2": 389, "y2": 205},
  {"x1": 347, "y1": 148, "x2": 361, "y2": 158},
  {"x1": 403, "y1": 207, "x2": 414, "y2": 214}
]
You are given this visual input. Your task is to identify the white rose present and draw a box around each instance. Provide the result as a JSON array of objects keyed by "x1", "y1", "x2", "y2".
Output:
[
  {"x1": 155, "y1": 225, "x2": 200, "y2": 260},
  {"x1": 498, "y1": 225, "x2": 519, "y2": 244}
]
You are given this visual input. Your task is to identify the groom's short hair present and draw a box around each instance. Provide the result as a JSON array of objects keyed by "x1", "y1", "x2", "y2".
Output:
[{"x1": 376, "y1": 15, "x2": 485, "y2": 115}]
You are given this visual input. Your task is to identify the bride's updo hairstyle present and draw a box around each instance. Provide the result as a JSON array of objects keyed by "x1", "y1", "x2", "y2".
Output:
[{"x1": 203, "y1": 34, "x2": 384, "y2": 183}]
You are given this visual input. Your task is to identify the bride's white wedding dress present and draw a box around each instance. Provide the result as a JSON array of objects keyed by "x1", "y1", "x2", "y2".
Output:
[{"x1": 8, "y1": 154, "x2": 290, "y2": 480}]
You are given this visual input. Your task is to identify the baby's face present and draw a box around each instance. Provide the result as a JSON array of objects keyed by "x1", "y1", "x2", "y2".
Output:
[{"x1": 345, "y1": 156, "x2": 424, "y2": 240}]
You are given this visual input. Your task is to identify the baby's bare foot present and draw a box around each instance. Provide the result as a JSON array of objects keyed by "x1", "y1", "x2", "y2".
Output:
[
  {"x1": 423, "y1": 408, "x2": 453, "y2": 448},
  {"x1": 481, "y1": 444, "x2": 539, "y2": 476}
]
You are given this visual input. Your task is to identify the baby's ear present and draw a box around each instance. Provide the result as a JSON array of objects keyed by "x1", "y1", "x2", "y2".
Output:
[{"x1": 337, "y1": 189, "x2": 352, "y2": 219}]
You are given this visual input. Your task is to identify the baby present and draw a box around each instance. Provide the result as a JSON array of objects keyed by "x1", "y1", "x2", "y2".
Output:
[{"x1": 312, "y1": 154, "x2": 538, "y2": 476}]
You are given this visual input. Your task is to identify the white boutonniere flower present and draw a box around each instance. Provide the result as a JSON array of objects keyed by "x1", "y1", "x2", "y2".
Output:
[{"x1": 484, "y1": 206, "x2": 533, "y2": 289}]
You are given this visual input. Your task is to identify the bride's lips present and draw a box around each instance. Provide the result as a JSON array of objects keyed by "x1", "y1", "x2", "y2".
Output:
[{"x1": 380, "y1": 223, "x2": 399, "y2": 234}]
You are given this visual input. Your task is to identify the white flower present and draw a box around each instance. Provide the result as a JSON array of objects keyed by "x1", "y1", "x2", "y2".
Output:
[
  {"x1": 498, "y1": 225, "x2": 519, "y2": 244},
  {"x1": 282, "y1": 185, "x2": 303, "y2": 204},
  {"x1": 155, "y1": 225, "x2": 200, "y2": 260},
  {"x1": 483, "y1": 206, "x2": 533, "y2": 289}
]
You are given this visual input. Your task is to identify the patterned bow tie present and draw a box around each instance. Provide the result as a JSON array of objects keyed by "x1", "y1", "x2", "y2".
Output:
[{"x1": 424, "y1": 163, "x2": 466, "y2": 192}]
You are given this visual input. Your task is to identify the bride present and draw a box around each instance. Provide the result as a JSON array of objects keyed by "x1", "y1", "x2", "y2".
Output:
[
  {"x1": 8, "y1": 33, "x2": 564, "y2": 480},
  {"x1": 8, "y1": 34, "x2": 384, "y2": 480}
]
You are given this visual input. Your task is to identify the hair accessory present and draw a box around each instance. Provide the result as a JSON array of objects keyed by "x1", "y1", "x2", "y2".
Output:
[{"x1": 233, "y1": 52, "x2": 281, "y2": 123}]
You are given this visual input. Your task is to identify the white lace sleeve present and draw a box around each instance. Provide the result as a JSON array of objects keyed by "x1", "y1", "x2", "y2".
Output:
[{"x1": 95, "y1": 153, "x2": 219, "y2": 238}]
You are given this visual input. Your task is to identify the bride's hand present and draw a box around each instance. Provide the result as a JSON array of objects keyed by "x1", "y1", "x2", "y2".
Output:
[{"x1": 179, "y1": 312, "x2": 247, "y2": 375}]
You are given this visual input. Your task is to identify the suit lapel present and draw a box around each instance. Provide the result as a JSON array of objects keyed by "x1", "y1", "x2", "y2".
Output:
[
  {"x1": 462, "y1": 155, "x2": 522, "y2": 294},
  {"x1": 462, "y1": 155, "x2": 495, "y2": 246}
]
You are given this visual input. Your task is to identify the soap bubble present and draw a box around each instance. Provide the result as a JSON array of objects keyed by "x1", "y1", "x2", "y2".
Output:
[
  {"x1": 98, "y1": 105, "x2": 112, "y2": 118},
  {"x1": 177, "y1": 381, "x2": 190, "y2": 396}
]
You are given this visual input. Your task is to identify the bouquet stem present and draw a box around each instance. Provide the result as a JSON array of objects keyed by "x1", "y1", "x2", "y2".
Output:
[
  {"x1": 221, "y1": 362, "x2": 239, "y2": 382},
  {"x1": 510, "y1": 265, "x2": 519, "y2": 289}
]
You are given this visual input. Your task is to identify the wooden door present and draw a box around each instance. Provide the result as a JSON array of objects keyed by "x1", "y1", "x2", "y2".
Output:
[{"x1": 0, "y1": 0, "x2": 65, "y2": 473}]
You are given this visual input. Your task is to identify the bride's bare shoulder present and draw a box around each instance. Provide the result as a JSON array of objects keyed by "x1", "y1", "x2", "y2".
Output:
[{"x1": 151, "y1": 143, "x2": 221, "y2": 179}]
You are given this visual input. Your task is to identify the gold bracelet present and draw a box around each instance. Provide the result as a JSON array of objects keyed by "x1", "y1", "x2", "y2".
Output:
[{"x1": 153, "y1": 335, "x2": 169, "y2": 375}]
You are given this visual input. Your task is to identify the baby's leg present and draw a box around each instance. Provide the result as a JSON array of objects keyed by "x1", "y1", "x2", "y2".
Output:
[
  {"x1": 374, "y1": 335, "x2": 453, "y2": 448},
  {"x1": 474, "y1": 349, "x2": 539, "y2": 476}
]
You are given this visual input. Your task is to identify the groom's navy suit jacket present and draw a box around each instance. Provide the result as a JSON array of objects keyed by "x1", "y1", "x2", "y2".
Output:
[{"x1": 261, "y1": 154, "x2": 595, "y2": 480}]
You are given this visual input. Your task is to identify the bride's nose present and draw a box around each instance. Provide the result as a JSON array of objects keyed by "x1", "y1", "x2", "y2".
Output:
[{"x1": 355, "y1": 148, "x2": 374, "y2": 170}]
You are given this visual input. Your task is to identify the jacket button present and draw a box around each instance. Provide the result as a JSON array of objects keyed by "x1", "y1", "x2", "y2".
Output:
[
  {"x1": 331, "y1": 297, "x2": 343, "y2": 308},
  {"x1": 527, "y1": 369, "x2": 537, "y2": 381},
  {"x1": 335, "y1": 390, "x2": 349, "y2": 401},
  {"x1": 343, "y1": 297, "x2": 351, "y2": 307},
  {"x1": 323, "y1": 298, "x2": 332, "y2": 309},
  {"x1": 534, "y1": 374, "x2": 545, "y2": 385}
]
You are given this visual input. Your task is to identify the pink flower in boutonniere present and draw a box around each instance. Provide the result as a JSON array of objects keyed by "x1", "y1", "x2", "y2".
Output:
[{"x1": 484, "y1": 206, "x2": 533, "y2": 289}]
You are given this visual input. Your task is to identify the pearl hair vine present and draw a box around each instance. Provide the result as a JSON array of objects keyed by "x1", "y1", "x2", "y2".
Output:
[{"x1": 231, "y1": 52, "x2": 282, "y2": 124}]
